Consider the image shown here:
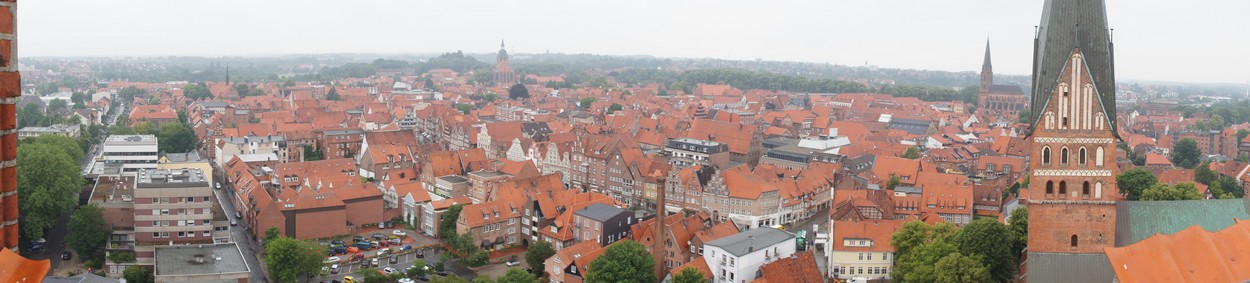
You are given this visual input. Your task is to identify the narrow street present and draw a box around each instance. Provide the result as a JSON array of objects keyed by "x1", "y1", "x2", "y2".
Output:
[{"x1": 214, "y1": 179, "x2": 269, "y2": 283}]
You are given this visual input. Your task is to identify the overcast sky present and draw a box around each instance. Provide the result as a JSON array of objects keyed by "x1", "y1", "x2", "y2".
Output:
[{"x1": 17, "y1": 0, "x2": 1250, "y2": 84}]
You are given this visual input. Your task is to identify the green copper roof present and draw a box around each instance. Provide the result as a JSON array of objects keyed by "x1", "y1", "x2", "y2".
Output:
[{"x1": 1114, "y1": 198, "x2": 1250, "y2": 246}]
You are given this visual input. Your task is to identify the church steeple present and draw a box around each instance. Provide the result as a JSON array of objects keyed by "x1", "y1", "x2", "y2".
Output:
[
  {"x1": 981, "y1": 39, "x2": 993, "y2": 92},
  {"x1": 983, "y1": 39, "x2": 993, "y2": 69}
]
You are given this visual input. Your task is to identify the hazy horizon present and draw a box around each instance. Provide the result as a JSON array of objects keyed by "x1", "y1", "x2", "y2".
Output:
[{"x1": 16, "y1": 0, "x2": 1250, "y2": 84}]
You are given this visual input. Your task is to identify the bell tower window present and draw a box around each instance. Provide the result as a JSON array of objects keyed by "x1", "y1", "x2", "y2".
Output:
[
  {"x1": 1046, "y1": 181, "x2": 1055, "y2": 195},
  {"x1": 1079, "y1": 147, "x2": 1087, "y2": 165},
  {"x1": 1059, "y1": 181, "x2": 1067, "y2": 195}
]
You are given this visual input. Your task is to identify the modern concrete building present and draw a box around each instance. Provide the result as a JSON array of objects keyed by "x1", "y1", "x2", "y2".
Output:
[
  {"x1": 214, "y1": 135, "x2": 290, "y2": 168},
  {"x1": 702, "y1": 227, "x2": 796, "y2": 283},
  {"x1": 154, "y1": 243, "x2": 250, "y2": 283},
  {"x1": 102, "y1": 135, "x2": 160, "y2": 174}
]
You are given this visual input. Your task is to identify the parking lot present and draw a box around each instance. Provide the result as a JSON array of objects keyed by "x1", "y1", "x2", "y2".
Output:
[{"x1": 315, "y1": 246, "x2": 476, "y2": 282}]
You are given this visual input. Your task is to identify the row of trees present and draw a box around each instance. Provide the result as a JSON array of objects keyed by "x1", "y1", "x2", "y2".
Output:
[
  {"x1": 17, "y1": 135, "x2": 85, "y2": 241},
  {"x1": 892, "y1": 214, "x2": 1027, "y2": 283},
  {"x1": 1116, "y1": 168, "x2": 1217, "y2": 200},
  {"x1": 106, "y1": 121, "x2": 197, "y2": 153}
]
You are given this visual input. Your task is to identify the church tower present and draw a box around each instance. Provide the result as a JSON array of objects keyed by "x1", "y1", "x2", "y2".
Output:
[
  {"x1": 1025, "y1": 0, "x2": 1120, "y2": 258},
  {"x1": 980, "y1": 39, "x2": 993, "y2": 92},
  {"x1": 493, "y1": 40, "x2": 517, "y2": 86}
]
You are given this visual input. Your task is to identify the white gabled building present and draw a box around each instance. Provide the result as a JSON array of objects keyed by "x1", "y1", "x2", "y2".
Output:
[{"x1": 702, "y1": 227, "x2": 796, "y2": 283}]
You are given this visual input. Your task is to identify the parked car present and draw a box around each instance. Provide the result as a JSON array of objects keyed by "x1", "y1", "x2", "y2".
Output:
[
  {"x1": 61, "y1": 251, "x2": 72, "y2": 260},
  {"x1": 354, "y1": 242, "x2": 372, "y2": 250},
  {"x1": 371, "y1": 233, "x2": 386, "y2": 240},
  {"x1": 398, "y1": 278, "x2": 415, "y2": 283},
  {"x1": 388, "y1": 238, "x2": 402, "y2": 245},
  {"x1": 331, "y1": 264, "x2": 340, "y2": 274},
  {"x1": 27, "y1": 245, "x2": 43, "y2": 252},
  {"x1": 235, "y1": 211, "x2": 242, "y2": 219},
  {"x1": 369, "y1": 241, "x2": 380, "y2": 249},
  {"x1": 325, "y1": 256, "x2": 341, "y2": 264},
  {"x1": 416, "y1": 249, "x2": 424, "y2": 258},
  {"x1": 370, "y1": 258, "x2": 379, "y2": 267},
  {"x1": 389, "y1": 255, "x2": 398, "y2": 264},
  {"x1": 506, "y1": 260, "x2": 520, "y2": 267},
  {"x1": 382, "y1": 267, "x2": 397, "y2": 275},
  {"x1": 392, "y1": 230, "x2": 406, "y2": 236},
  {"x1": 230, "y1": 220, "x2": 237, "y2": 226},
  {"x1": 359, "y1": 260, "x2": 369, "y2": 268},
  {"x1": 331, "y1": 240, "x2": 346, "y2": 246},
  {"x1": 349, "y1": 253, "x2": 364, "y2": 261},
  {"x1": 353, "y1": 236, "x2": 368, "y2": 242}
]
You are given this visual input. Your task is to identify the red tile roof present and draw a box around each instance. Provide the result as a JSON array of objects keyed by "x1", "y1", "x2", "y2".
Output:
[
  {"x1": 1105, "y1": 220, "x2": 1250, "y2": 282},
  {"x1": 754, "y1": 251, "x2": 824, "y2": 283}
]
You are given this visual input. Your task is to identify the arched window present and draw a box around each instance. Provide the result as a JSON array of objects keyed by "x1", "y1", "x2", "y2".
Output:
[
  {"x1": 1071, "y1": 235, "x2": 1079, "y2": 249},
  {"x1": 1083, "y1": 181, "x2": 1091, "y2": 196},
  {"x1": 1095, "y1": 182, "x2": 1103, "y2": 199},
  {"x1": 1059, "y1": 181, "x2": 1068, "y2": 195},
  {"x1": 1079, "y1": 147, "x2": 1088, "y2": 165},
  {"x1": 1046, "y1": 181, "x2": 1055, "y2": 194},
  {"x1": 1061, "y1": 147, "x2": 1070, "y2": 165},
  {"x1": 1043, "y1": 147, "x2": 1052, "y2": 165},
  {"x1": 1096, "y1": 146, "x2": 1105, "y2": 166}
]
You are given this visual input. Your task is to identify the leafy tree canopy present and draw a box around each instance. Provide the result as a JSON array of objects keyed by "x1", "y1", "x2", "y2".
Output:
[{"x1": 586, "y1": 240, "x2": 656, "y2": 283}]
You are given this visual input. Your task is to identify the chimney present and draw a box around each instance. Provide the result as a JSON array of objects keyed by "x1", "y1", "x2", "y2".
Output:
[{"x1": 653, "y1": 174, "x2": 668, "y2": 280}]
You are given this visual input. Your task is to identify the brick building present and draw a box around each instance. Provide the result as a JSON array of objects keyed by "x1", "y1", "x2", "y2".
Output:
[
  {"x1": 977, "y1": 40, "x2": 1028, "y2": 124},
  {"x1": 1024, "y1": 1, "x2": 1122, "y2": 280}
]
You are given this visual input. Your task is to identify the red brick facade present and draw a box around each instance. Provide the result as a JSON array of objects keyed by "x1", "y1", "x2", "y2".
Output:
[
  {"x1": 1027, "y1": 48, "x2": 1120, "y2": 254},
  {"x1": 0, "y1": 0, "x2": 18, "y2": 250}
]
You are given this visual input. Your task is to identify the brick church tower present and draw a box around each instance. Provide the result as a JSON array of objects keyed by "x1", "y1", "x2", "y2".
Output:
[
  {"x1": 0, "y1": 0, "x2": 19, "y2": 250},
  {"x1": 1025, "y1": 0, "x2": 1120, "y2": 257},
  {"x1": 493, "y1": 40, "x2": 517, "y2": 86}
]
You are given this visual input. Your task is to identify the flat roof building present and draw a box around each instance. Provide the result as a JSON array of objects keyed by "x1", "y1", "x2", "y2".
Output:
[
  {"x1": 102, "y1": 135, "x2": 159, "y2": 174},
  {"x1": 154, "y1": 243, "x2": 250, "y2": 283},
  {"x1": 17, "y1": 123, "x2": 81, "y2": 139}
]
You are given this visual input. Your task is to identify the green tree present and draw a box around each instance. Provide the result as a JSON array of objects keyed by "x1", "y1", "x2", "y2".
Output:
[
  {"x1": 432, "y1": 276, "x2": 470, "y2": 283},
  {"x1": 580, "y1": 97, "x2": 597, "y2": 109},
  {"x1": 497, "y1": 268, "x2": 537, "y2": 283},
  {"x1": 525, "y1": 241, "x2": 556, "y2": 276},
  {"x1": 671, "y1": 267, "x2": 708, "y2": 283},
  {"x1": 440, "y1": 204, "x2": 463, "y2": 239},
  {"x1": 406, "y1": 259, "x2": 428, "y2": 277},
  {"x1": 326, "y1": 87, "x2": 342, "y2": 101},
  {"x1": 18, "y1": 103, "x2": 44, "y2": 128},
  {"x1": 1008, "y1": 207, "x2": 1028, "y2": 259},
  {"x1": 902, "y1": 147, "x2": 921, "y2": 159},
  {"x1": 1196, "y1": 162, "x2": 1217, "y2": 185},
  {"x1": 1171, "y1": 138, "x2": 1202, "y2": 169},
  {"x1": 25, "y1": 134, "x2": 85, "y2": 162},
  {"x1": 471, "y1": 275, "x2": 495, "y2": 283},
  {"x1": 425, "y1": 78, "x2": 438, "y2": 91},
  {"x1": 47, "y1": 99, "x2": 69, "y2": 112},
  {"x1": 1141, "y1": 182, "x2": 1202, "y2": 201},
  {"x1": 933, "y1": 253, "x2": 993, "y2": 283},
  {"x1": 119, "y1": 86, "x2": 144, "y2": 102},
  {"x1": 586, "y1": 240, "x2": 656, "y2": 283},
  {"x1": 17, "y1": 142, "x2": 82, "y2": 240},
  {"x1": 509, "y1": 83, "x2": 530, "y2": 99},
  {"x1": 68, "y1": 204, "x2": 110, "y2": 263},
  {"x1": 303, "y1": 145, "x2": 323, "y2": 161},
  {"x1": 265, "y1": 237, "x2": 325, "y2": 283},
  {"x1": 157, "y1": 122, "x2": 197, "y2": 153},
  {"x1": 467, "y1": 250, "x2": 490, "y2": 267},
  {"x1": 264, "y1": 227, "x2": 281, "y2": 244},
  {"x1": 953, "y1": 218, "x2": 1017, "y2": 282},
  {"x1": 123, "y1": 266, "x2": 155, "y2": 283},
  {"x1": 1116, "y1": 169, "x2": 1158, "y2": 201},
  {"x1": 1239, "y1": 130, "x2": 1250, "y2": 146},
  {"x1": 891, "y1": 221, "x2": 959, "y2": 281},
  {"x1": 71, "y1": 92, "x2": 88, "y2": 109},
  {"x1": 886, "y1": 176, "x2": 901, "y2": 191},
  {"x1": 455, "y1": 104, "x2": 472, "y2": 115}
]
